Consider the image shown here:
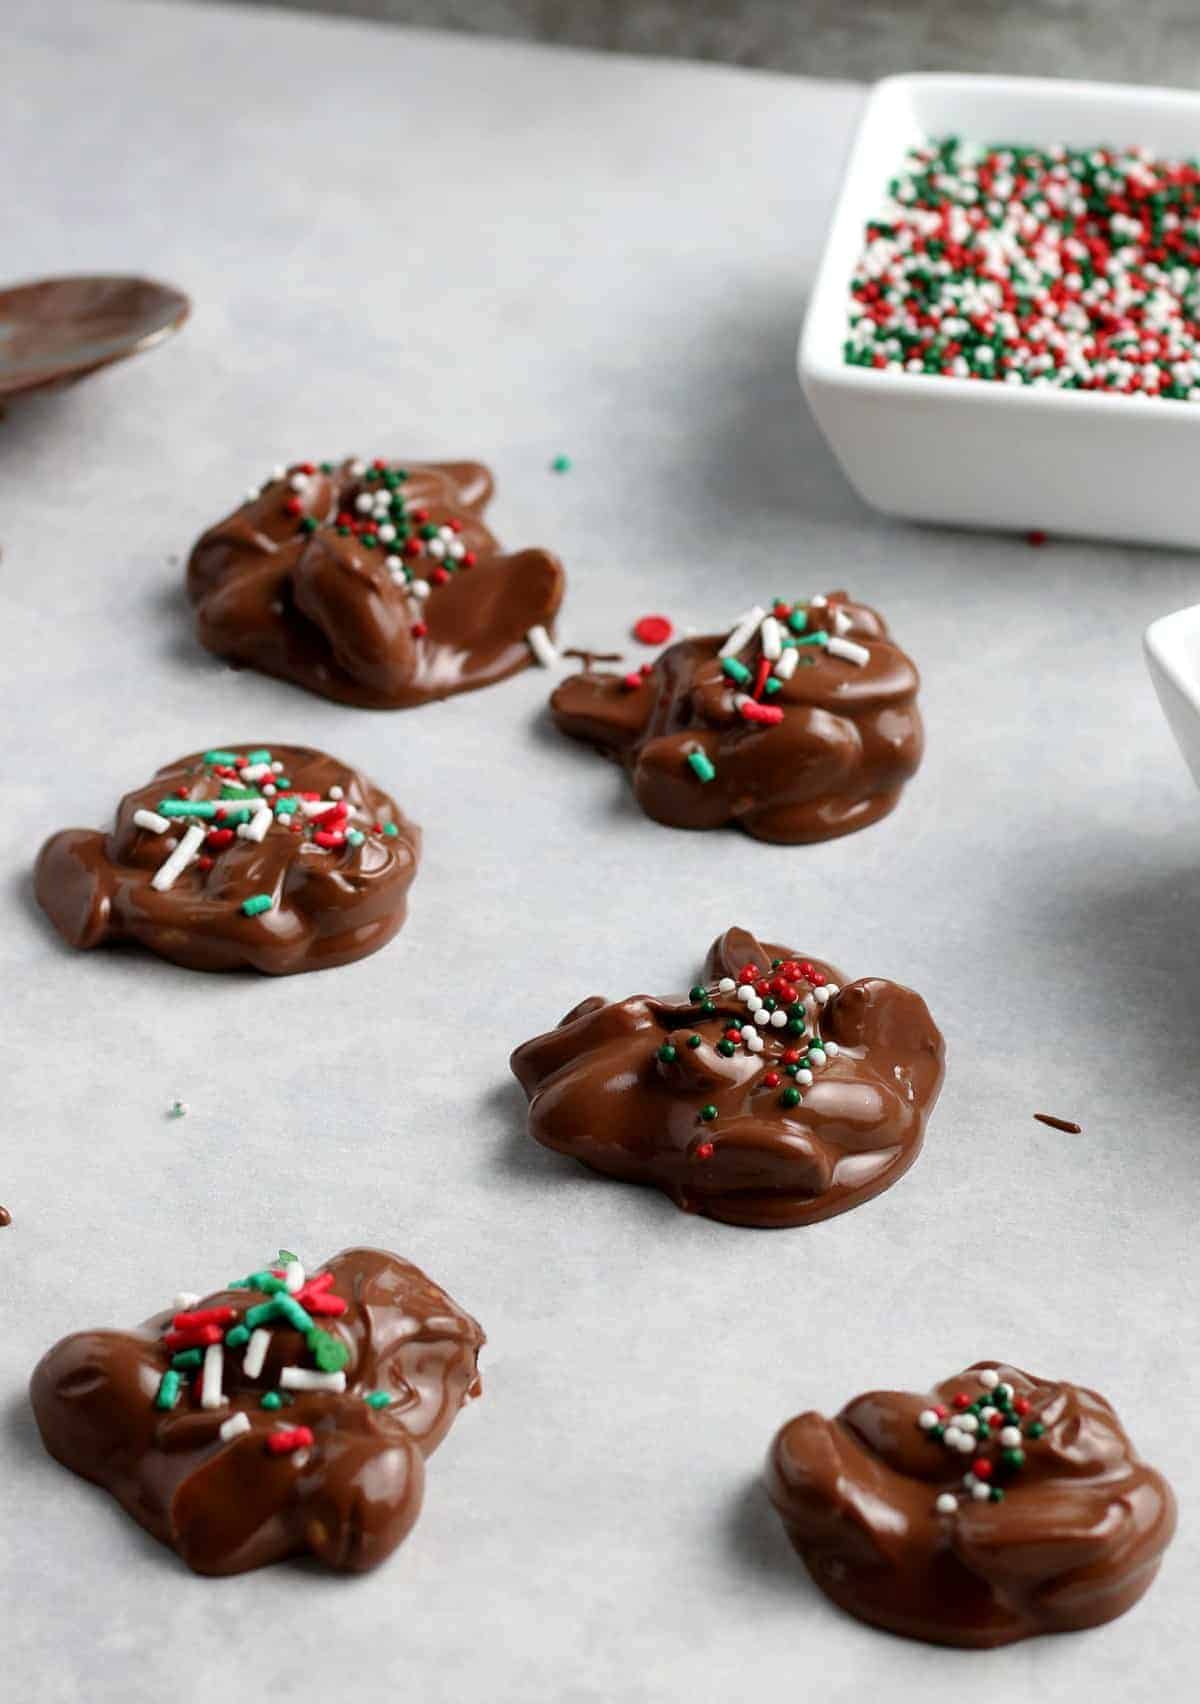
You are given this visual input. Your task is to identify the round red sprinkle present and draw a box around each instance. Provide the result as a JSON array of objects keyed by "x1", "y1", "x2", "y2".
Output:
[
  {"x1": 197, "y1": 855, "x2": 214, "y2": 872},
  {"x1": 284, "y1": 496, "x2": 303, "y2": 516},
  {"x1": 633, "y1": 614, "x2": 673, "y2": 645},
  {"x1": 695, "y1": 1142, "x2": 714, "y2": 1161},
  {"x1": 933, "y1": 1404, "x2": 948, "y2": 1420},
  {"x1": 299, "y1": 461, "x2": 316, "y2": 475},
  {"x1": 336, "y1": 511, "x2": 353, "y2": 527},
  {"x1": 403, "y1": 539, "x2": 422, "y2": 559},
  {"x1": 448, "y1": 518, "x2": 463, "y2": 532},
  {"x1": 411, "y1": 622, "x2": 427, "y2": 638},
  {"x1": 431, "y1": 566, "x2": 450, "y2": 585},
  {"x1": 622, "y1": 672, "x2": 642, "y2": 690},
  {"x1": 737, "y1": 965, "x2": 757, "y2": 985},
  {"x1": 461, "y1": 550, "x2": 477, "y2": 567},
  {"x1": 1014, "y1": 1397, "x2": 1030, "y2": 1416},
  {"x1": 412, "y1": 508, "x2": 429, "y2": 523},
  {"x1": 763, "y1": 1071, "x2": 781, "y2": 1088},
  {"x1": 953, "y1": 1392, "x2": 971, "y2": 1411},
  {"x1": 972, "y1": 1458, "x2": 993, "y2": 1480},
  {"x1": 372, "y1": 457, "x2": 387, "y2": 470},
  {"x1": 724, "y1": 1027, "x2": 742, "y2": 1042},
  {"x1": 206, "y1": 828, "x2": 234, "y2": 850},
  {"x1": 782, "y1": 1048, "x2": 802, "y2": 1065}
]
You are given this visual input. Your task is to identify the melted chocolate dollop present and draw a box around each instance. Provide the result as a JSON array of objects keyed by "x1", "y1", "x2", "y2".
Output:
[{"x1": 511, "y1": 926, "x2": 944, "y2": 1228}]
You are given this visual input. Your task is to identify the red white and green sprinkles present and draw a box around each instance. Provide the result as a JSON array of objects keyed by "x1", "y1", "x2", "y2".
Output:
[
  {"x1": 134, "y1": 748, "x2": 401, "y2": 918},
  {"x1": 151, "y1": 1252, "x2": 385, "y2": 1458},
  {"x1": 918, "y1": 1367, "x2": 1047, "y2": 1514},
  {"x1": 667, "y1": 954, "x2": 845, "y2": 1154},
  {"x1": 250, "y1": 458, "x2": 557, "y2": 668},
  {"x1": 636, "y1": 598, "x2": 867, "y2": 788},
  {"x1": 849, "y1": 137, "x2": 1200, "y2": 396}
]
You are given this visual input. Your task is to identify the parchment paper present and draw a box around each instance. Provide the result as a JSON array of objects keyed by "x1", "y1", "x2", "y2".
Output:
[{"x1": 0, "y1": 4, "x2": 1196, "y2": 1700}]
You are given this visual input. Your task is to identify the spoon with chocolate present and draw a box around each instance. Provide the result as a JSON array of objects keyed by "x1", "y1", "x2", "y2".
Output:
[{"x1": 0, "y1": 274, "x2": 189, "y2": 400}]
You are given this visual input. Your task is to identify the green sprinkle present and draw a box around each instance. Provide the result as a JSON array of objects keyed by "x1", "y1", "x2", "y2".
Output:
[
  {"x1": 219, "y1": 786, "x2": 263, "y2": 801},
  {"x1": 261, "y1": 1391, "x2": 283, "y2": 1411},
  {"x1": 716, "y1": 1039, "x2": 735, "y2": 1057},
  {"x1": 382, "y1": 822, "x2": 399, "y2": 837},
  {"x1": 1003, "y1": 1448, "x2": 1026, "y2": 1469},
  {"x1": 700, "y1": 1104, "x2": 718, "y2": 1122},
  {"x1": 224, "y1": 1325, "x2": 250, "y2": 1349},
  {"x1": 241, "y1": 893, "x2": 273, "y2": 917},
  {"x1": 721, "y1": 657, "x2": 752, "y2": 686},
  {"x1": 764, "y1": 677, "x2": 783, "y2": 695},
  {"x1": 687, "y1": 1034, "x2": 702, "y2": 1049},
  {"x1": 300, "y1": 516, "x2": 319, "y2": 533},
  {"x1": 171, "y1": 1349, "x2": 203, "y2": 1370},
  {"x1": 1025, "y1": 1422, "x2": 1045, "y2": 1440},
  {"x1": 787, "y1": 1017, "x2": 807, "y2": 1034},
  {"x1": 202, "y1": 749, "x2": 239, "y2": 765},
  {"x1": 687, "y1": 750, "x2": 716, "y2": 784},
  {"x1": 698, "y1": 999, "x2": 716, "y2": 1017},
  {"x1": 657, "y1": 1044, "x2": 678, "y2": 1063},
  {"x1": 278, "y1": 1297, "x2": 314, "y2": 1334},
  {"x1": 158, "y1": 798, "x2": 220, "y2": 819},
  {"x1": 274, "y1": 797, "x2": 299, "y2": 816},
  {"x1": 784, "y1": 1063, "x2": 799, "y2": 1077},
  {"x1": 245, "y1": 749, "x2": 271, "y2": 764},
  {"x1": 794, "y1": 632, "x2": 829, "y2": 647},
  {"x1": 364, "y1": 1391, "x2": 390, "y2": 1409},
  {"x1": 787, "y1": 610, "x2": 808, "y2": 633},
  {"x1": 308, "y1": 1329, "x2": 350, "y2": 1372},
  {"x1": 550, "y1": 454, "x2": 572, "y2": 472},
  {"x1": 346, "y1": 828, "x2": 365, "y2": 847},
  {"x1": 275, "y1": 777, "x2": 291, "y2": 789},
  {"x1": 278, "y1": 1249, "x2": 298, "y2": 1264},
  {"x1": 780, "y1": 1086, "x2": 802, "y2": 1108},
  {"x1": 155, "y1": 1370, "x2": 181, "y2": 1410},
  {"x1": 990, "y1": 1487, "x2": 1005, "y2": 1503},
  {"x1": 689, "y1": 985, "x2": 706, "y2": 1002},
  {"x1": 244, "y1": 1298, "x2": 286, "y2": 1329}
]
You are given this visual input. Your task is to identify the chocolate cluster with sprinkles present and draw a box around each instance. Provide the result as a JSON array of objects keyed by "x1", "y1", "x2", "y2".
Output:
[
  {"x1": 34, "y1": 743, "x2": 420, "y2": 974},
  {"x1": 767, "y1": 1361, "x2": 1176, "y2": 1648},
  {"x1": 849, "y1": 136, "x2": 1200, "y2": 396},
  {"x1": 30, "y1": 1247, "x2": 485, "y2": 1575},
  {"x1": 187, "y1": 458, "x2": 565, "y2": 708},
  {"x1": 512, "y1": 925, "x2": 943, "y2": 1228},
  {"x1": 551, "y1": 591, "x2": 921, "y2": 843}
]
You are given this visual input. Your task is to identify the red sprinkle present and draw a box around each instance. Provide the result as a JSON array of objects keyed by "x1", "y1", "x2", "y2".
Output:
[
  {"x1": 163, "y1": 1324, "x2": 222, "y2": 1351},
  {"x1": 284, "y1": 496, "x2": 303, "y2": 516},
  {"x1": 763, "y1": 1071, "x2": 781, "y2": 1088},
  {"x1": 633, "y1": 614, "x2": 673, "y2": 645},
  {"x1": 1027, "y1": 529, "x2": 1048, "y2": 547},
  {"x1": 206, "y1": 828, "x2": 235, "y2": 850},
  {"x1": 173, "y1": 1306, "x2": 235, "y2": 1330},
  {"x1": 694, "y1": 1142, "x2": 714, "y2": 1161},
  {"x1": 266, "y1": 1426, "x2": 315, "y2": 1455},
  {"x1": 622, "y1": 672, "x2": 643, "y2": 691},
  {"x1": 739, "y1": 700, "x2": 784, "y2": 726},
  {"x1": 411, "y1": 622, "x2": 428, "y2": 639}
]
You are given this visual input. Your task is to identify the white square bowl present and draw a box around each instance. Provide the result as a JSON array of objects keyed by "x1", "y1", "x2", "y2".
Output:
[
  {"x1": 800, "y1": 73, "x2": 1200, "y2": 549},
  {"x1": 1145, "y1": 604, "x2": 1200, "y2": 787}
]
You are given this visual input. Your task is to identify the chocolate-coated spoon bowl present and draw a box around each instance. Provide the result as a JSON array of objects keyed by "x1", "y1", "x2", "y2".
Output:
[{"x1": 0, "y1": 274, "x2": 190, "y2": 399}]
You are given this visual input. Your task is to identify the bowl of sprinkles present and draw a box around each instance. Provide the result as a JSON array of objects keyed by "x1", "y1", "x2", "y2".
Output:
[{"x1": 800, "y1": 73, "x2": 1200, "y2": 548}]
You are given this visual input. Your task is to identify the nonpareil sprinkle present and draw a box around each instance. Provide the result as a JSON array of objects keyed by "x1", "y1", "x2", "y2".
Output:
[{"x1": 848, "y1": 136, "x2": 1200, "y2": 398}]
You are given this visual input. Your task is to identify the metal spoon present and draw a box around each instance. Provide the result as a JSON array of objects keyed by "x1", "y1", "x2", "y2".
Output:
[{"x1": 0, "y1": 273, "x2": 190, "y2": 399}]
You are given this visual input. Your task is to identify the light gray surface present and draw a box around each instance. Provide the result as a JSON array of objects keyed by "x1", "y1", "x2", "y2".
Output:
[
  {"x1": 165, "y1": 0, "x2": 1200, "y2": 86},
  {"x1": 0, "y1": 4, "x2": 1197, "y2": 1701}
]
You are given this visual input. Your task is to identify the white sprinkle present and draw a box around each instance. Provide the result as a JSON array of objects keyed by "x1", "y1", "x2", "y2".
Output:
[
  {"x1": 439, "y1": 525, "x2": 455, "y2": 541},
  {"x1": 385, "y1": 554, "x2": 402, "y2": 571},
  {"x1": 814, "y1": 986, "x2": 832, "y2": 1005},
  {"x1": 241, "y1": 763, "x2": 273, "y2": 781},
  {"x1": 737, "y1": 986, "x2": 755, "y2": 1004},
  {"x1": 200, "y1": 1343, "x2": 226, "y2": 1410},
  {"x1": 999, "y1": 1426, "x2": 1022, "y2": 1448},
  {"x1": 284, "y1": 1260, "x2": 306, "y2": 1294},
  {"x1": 796, "y1": 1068, "x2": 814, "y2": 1087},
  {"x1": 979, "y1": 1369, "x2": 1000, "y2": 1390},
  {"x1": 237, "y1": 806, "x2": 273, "y2": 844},
  {"x1": 918, "y1": 1409, "x2": 939, "y2": 1430},
  {"x1": 297, "y1": 798, "x2": 340, "y2": 818},
  {"x1": 770, "y1": 1010, "x2": 787, "y2": 1027},
  {"x1": 427, "y1": 537, "x2": 447, "y2": 559},
  {"x1": 133, "y1": 809, "x2": 169, "y2": 834},
  {"x1": 448, "y1": 540, "x2": 466, "y2": 560},
  {"x1": 377, "y1": 523, "x2": 396, "y2": 542},
  {"x1": 759, "y1": 616, "x2": 783, "y2": 660},
  {"x1": 348, "y1": 460, "x2": 366, "y2": 477},
  {"x1": 329, "y1": 786, "x2": 344, "y2": 800},
  {"x1": 936, "y1": 1493, "x2": 958, "y2": 1514},
  {"x1": 810, "y1": 594, "x2": 828, "y2": 609},
  {"x1": 718, "y1": 977, "x2": 736, "y2": 993},
  {"x1": 833, "y1": 607, "x2": 854, "y2": 635},
  {"x1": 219, "y1": 1412, "x2": 251, "y2": 1442},
  {"x1": 355, "y1": 493, "x2": 373, "y2": 513},
  {"x1": 280, "y1": 1368, "x2": 347, "y2": 1393},
  {"x1": 944, "y1": 1426, "x2": 964, "y2": 1450},
  {"x1": 823, "y1": 1040, "x2": 840, "y2": 1058},
  {"x1": 271, "y1": 761, "x2": 284, "y2": 773},
  {"x1": 243, "y1": 1328, "x2": 271, "y2": 1380},
  {"x1": 410, "y1": 579, "x2": 431, "y2": 600},
  {"x1": 753, "y1": 1008, "x2": 770, "y2": 1026},
  {"x1": 808, "y1": 1048, "x2": 828, "y2": 1068},
  {"x1": 958, "y1": 1413, "x2": 979, "y2": 1433},
  {"x1": 289, "y1": 472, "x2": 309, "y2": 491},
  {"x1": 262, "y1": 783, "x2": 277, "y2": 797},
  {"x1": 718, "y1": 606, "x2": 766, "y2": 658},
  {"x1": 292, "y1": 1449, "x2": 311, "y2": 1469},
  {"x1": 824, "y1": 984, "x2": 839, "y2": 998},
  {"x1": 245, "y1": 487, "x2": 262, "y2": 502},
  {"x1": 774, "y1": 647, "x2": 800, "y2": 681},
  {"x1": 174, "y1": 1293, "x2": 201, "y2": 1310},
  {"x1": 827, "y1": 636, "x2": 871, "y2": 667},
  {"x1": 151, "y1": 823, "x2": 205, "y2": 892},
  {"x1": 972, "y1": 1481, "x2": 992, "y2": 1501},
  {"x1": 746, "y1": 1033, "x2": 764, "y2": 1053},
  {"x1": 527, "y1": 625, "x2": 559, "y2": 668}
]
